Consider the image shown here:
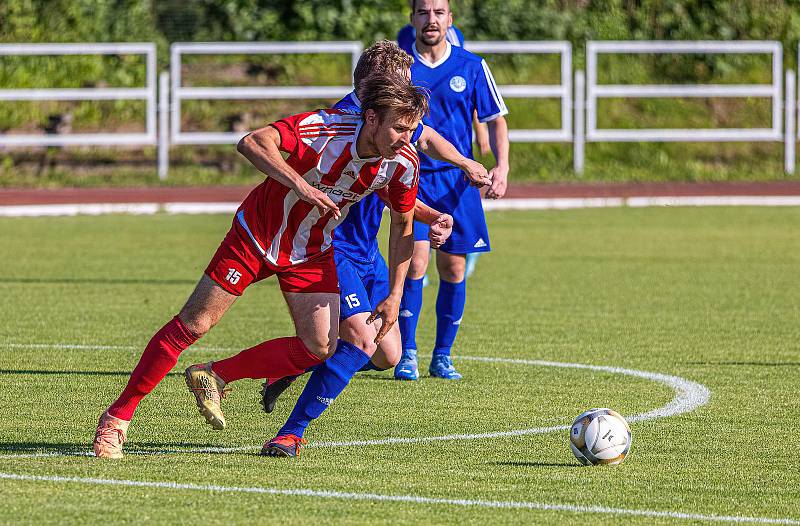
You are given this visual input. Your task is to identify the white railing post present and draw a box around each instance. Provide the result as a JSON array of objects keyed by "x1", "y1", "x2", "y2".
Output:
[
  {"x1": 785, "y1": 70, "x2": 796, "y2": 175},
  {"x1": 158, "y1": 71, "x2": 170, "y2": 180},
  {"x1": 574, "y1": 69, "x2": 585, "y2": 174}
]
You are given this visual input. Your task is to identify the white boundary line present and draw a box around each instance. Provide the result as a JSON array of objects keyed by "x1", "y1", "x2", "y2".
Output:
[
  {"x1": 0, "y1": 343, "x2": 709, "y2": 456},
  {"x1": 1, "y1": 196, "x2": 800, "y2": 217},
  {"x1": 0, "y1": 472, "x2": 796, "y2": 524},
  {"x1": 3, "y1": 344, "x2": 782, "y2": 524}
]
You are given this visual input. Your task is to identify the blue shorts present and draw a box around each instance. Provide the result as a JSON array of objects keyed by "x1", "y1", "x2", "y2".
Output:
[
  {"x1": 334, "y1": 250, "x2": 390, "y2": 320},
  {"x1": 414, "y1": 168, "x2": 490, "y2": 254}
]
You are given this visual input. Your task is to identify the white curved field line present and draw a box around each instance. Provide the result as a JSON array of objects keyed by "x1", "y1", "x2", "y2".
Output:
[
  {"x1": 0, "y1": 343, "x2": 709, "y2": 457},
  {"x1": 0, "y1": 473, "x2": 796, "y2": 525},
  {"x1": 4, "y1": 344, "x2": 788, "y2": 524}
]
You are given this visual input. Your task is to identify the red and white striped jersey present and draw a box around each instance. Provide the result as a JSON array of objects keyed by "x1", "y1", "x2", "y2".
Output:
[{"x1": 237, "y1": 109, "x2": 419, "y2": 268}]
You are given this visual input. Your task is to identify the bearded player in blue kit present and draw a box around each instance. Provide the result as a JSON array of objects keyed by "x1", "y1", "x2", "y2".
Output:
[{"x1": 396, "y1": 0, "x2": 510, "y2": 381}]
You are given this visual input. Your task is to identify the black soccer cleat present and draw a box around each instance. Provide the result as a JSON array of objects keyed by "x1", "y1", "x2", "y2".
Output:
[{"x1": 259, "y1": 375, "x2": 297, "y2": 413}]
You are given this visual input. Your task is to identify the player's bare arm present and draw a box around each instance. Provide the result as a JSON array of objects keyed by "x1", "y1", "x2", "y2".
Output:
[
  {"x1": 485, "y1": 115, "x2": 510, "y2": 199},
  {"x1": 416, "y1": 125, "x2": 491, "y2": 187},
  {"x1": 473, "y1": 111, "x2": 491, "y2": 155},
  {"x1": 238, "y1": 126, "x2": 341, "y2": 218},
  {"x1": 412, "y1": 200, "x2": 453, "y2": 248},
  {"x1": 375, "y1": 189, "x2": 453, "y2": 248},
  {"x1": 367, "y1": 208, "x2": 415, "y2": 344}
]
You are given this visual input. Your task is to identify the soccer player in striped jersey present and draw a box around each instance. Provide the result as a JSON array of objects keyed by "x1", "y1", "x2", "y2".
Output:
[
  {"x1": 259, "y1": 41, "x2": 492, "y2": 456},
  {"x1": 92, "y1": 73, "x2": 428, "y2": 459},
  {"x1": 397, "y1": 0, "x2": 510, "y2": 381}
]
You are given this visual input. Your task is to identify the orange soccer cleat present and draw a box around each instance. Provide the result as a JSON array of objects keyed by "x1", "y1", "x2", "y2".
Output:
[{"x1": 260, "y1": 434, "x2": 308, "y2": 457}]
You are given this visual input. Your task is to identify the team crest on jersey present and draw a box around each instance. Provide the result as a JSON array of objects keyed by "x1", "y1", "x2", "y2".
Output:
[{"x1": 449, "y1": 75, "x2": 467, "y2": 93}]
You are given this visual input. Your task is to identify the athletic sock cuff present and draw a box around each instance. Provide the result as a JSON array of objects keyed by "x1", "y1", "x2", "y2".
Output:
[
  {"x1": 404, "y1": 276, "x2": 425, "y2": 292},
  {"x1": 171, "y1": 316, "x2": 199, "y2": 345},
  {"x1": 331, "y1": 340, "x2": 371, "y2": 379},
  {"x1": 288, "y1": 337, "x2": 324, "y2": 370}
]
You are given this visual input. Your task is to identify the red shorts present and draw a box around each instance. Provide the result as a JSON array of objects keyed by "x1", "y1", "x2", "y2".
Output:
[{"x1": 204, "y1": 219, "x2": 339, "y2": 296}]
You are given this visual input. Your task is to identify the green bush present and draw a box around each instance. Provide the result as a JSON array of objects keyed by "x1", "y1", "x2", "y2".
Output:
[{"x1": 1, "y1": 0, "x2": 800, "y2": 186}]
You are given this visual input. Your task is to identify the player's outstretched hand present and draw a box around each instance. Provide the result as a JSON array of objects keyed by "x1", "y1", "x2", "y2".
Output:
[
  {"x1": 428, "y1": 213, "x2": 453, "y2": 249},
  {"x1": 462, "y1": 158, "x2": 492, "y2": 188},
  {"x1": 366, "y1": 294, "x2": 401, "y2": 344},
  {"x1": 485, "y1": 164, "x2": 509, "y2": 199},
  {"x1": 294, "y1": 181, "x2": 341, "y2": 219}
]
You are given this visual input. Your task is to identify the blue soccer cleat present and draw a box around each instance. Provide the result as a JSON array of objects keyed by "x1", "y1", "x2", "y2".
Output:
[
  {"x1": 394, "y1": 349, "x2": 419, "y2": 380},
  {"x1": 429, "y1": 354, "x2": 462, "y2": 380}
]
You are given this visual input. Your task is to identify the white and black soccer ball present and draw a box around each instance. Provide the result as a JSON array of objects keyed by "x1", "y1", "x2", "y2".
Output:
[{"x1": 569, "y1": 408, "x2": 631, "y2": 466}]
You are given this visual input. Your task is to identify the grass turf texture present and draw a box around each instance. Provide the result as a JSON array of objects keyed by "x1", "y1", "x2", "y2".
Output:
[{"x1": 0, "y1": 207, "x2": 798, "y2": 524}]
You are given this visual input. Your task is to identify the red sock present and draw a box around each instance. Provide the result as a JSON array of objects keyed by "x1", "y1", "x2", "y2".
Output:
[
  {"x1": 107, "y1": 316, "x2": 197, "y2": 421},
  {"x1": 212, "y1": 336, "x2": 322, "y2": 383}
]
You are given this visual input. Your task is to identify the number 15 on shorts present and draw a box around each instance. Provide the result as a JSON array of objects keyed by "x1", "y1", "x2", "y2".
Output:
[{"x1": 344, "y1": 293, "x2": 360, "y2": 309}]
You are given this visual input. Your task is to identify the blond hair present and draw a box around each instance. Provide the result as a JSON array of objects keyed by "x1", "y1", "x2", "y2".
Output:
[
  {"x1": 359, "y1": 72, "x2": 429, "y2": 125},
  {"x1": 353, "y1": 40, "x2": 413, "y2": 97}
]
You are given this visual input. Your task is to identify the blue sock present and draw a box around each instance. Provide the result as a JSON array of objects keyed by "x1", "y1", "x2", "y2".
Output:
[
  {"x1": 399, "y1": 276, "x2": 424, "y2": 351},
  {"x1": 277, "y1": 340, "x2": 370, "y2": 438},
  {"x1": 433, "y1": 278, "x2": 466, "y2": 357}
]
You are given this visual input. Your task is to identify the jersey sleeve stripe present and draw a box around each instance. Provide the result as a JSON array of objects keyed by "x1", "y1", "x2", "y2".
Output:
[
  {"x1": 480, "y1": 59, "x2": 508, "y2": 115},
  {"x1": 478, "y1": 109, "x2": 509, "y2": 123},
  {"x1": 395, "y1": 151, "x2": 420, "y2": 187},
  {"x1": 399, "y1": 146, "x2": 420, "y2": 176}
]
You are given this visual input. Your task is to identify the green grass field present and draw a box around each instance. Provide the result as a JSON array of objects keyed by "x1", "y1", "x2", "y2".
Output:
[{"x1": 0, "y1": 207, "x2": 799, "y2": 524}]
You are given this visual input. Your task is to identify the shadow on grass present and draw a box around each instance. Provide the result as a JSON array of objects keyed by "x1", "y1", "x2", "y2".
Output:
[
  {"x1": 491, "y1": 460, "x2": 580, "y2": 468},
  {"x1": 354, "y1": 374, "x2": 397, "y2": 381},
  {"x1": 0, "y1": 277, "x2": 197, "y2": 286},
  {"x1": 687, "y1": 361, "x2": 800, "y2": 367},
  {"x1": 0, "y1": 441, "x2": 249, "y2": 456},
  {"x1": 0, "y1": 369, "x2": 181, "y2": 377}
]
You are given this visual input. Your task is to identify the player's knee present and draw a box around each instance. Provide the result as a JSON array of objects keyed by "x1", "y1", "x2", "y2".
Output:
[
  {"x1": 177, "y1": 309, "x2": 213, "y2": 338},
  {"x1": 339, "y1": 332, "x2": 377, "y2": 356},
  {"x1": 302, "y1": 336, "x2": 337, "y2": 360},
  {"x1": 340, "y1": 319, "x2": 377, "y2": 355},
  {"x1": 439, "y1": 267, "x2": 465, "y2": 283},
  {"x1": 352, "y1": 336, "x2": 377, "y2": 356},
  {"x1": 409, "y1": 256, "x2": 428, "y2": 278},
  {"x1": 438, "y1": 257, "x2": 466, "y2": 283}
]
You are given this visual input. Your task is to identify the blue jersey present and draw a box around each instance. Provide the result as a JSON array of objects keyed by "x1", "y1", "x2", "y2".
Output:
[
  {"x1": 397, "y1": 24, "x2": 464, "y2": 50},
  {"x1": 399, "y1": 42, "x2": 507, "y2": 173}
]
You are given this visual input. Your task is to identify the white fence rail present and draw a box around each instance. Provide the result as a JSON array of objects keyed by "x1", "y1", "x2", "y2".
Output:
[
  {"x1": 1, "y1": 40, "x2": 798, "y2": 177},
  {"x1": 585, "y1": 40, "x2": 783, "y2": 142},
  {"x1": 169, "y1": 41, "x2": 362, "y2": 147},
  {"x1": 578, "y1": 40, "x2": 794, "y2": 174},
  {"x1": 465, "y1": 41, "x2": 572, "y2": 143},
  {"x1": 0, "y1": 43, "x2": 157, "y2": 147}
]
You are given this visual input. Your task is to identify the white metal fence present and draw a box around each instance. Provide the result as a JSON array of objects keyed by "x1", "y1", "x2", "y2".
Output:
[
  {"x1": 465, "y1": 41, "x2": 572, "y2": 143},
  {"x1": 1, "y1": 40, "x2": 799, "y2": 177},
  {"x1": 0, "y1": 43, "x2": 157, "y2": 147},
  {"x1": 577, "y1": 40, "x2": 791, "y2": 173},
  {"x1": 168, "y1": 41, "x2": 362, "y2": 147}
]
